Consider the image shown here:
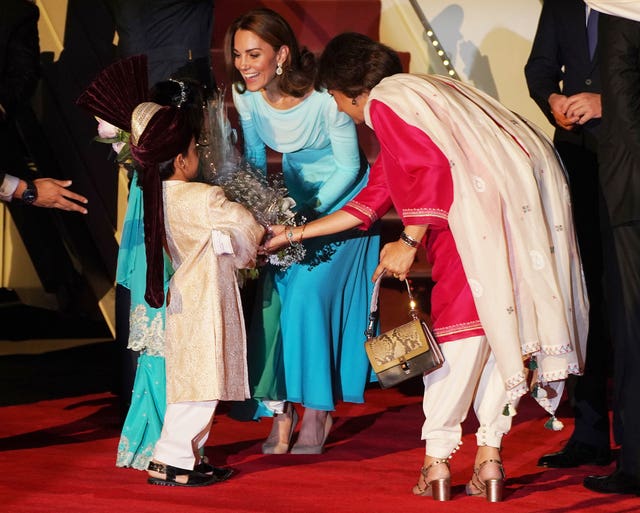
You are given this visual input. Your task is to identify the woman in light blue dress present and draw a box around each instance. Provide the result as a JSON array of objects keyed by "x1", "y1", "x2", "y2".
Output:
[{"x1": 225, "y1": 8, "x2": 379, "y2": 454}]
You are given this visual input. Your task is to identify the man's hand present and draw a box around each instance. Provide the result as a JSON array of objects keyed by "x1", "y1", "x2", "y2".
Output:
[
  {"x1": 565, "y1": 92, "x2": 602, "y2": 125},
  {"x1": 548, "y1": 93, "x2": 578, "y2": 130},
  {"x1": 29, "y1": 179, "x2": 88, "y2": 213}
]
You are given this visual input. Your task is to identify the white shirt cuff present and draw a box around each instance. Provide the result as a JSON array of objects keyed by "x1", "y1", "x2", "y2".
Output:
[{"x1": 0, "y1": 175, "x2": 20, "y2": 202}]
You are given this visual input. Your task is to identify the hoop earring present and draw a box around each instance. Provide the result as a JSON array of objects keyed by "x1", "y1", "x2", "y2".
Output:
[
  {"x1": 351, "y1": 98, "x2": 357, "y2": 105},
  {"x1": 276, "y1": 63, "x2": 283, "y2": 76}
]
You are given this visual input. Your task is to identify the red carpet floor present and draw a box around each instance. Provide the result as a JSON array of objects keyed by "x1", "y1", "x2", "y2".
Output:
[{"x1": 0, "y1": 382, "x2": 636, "y2": 513}]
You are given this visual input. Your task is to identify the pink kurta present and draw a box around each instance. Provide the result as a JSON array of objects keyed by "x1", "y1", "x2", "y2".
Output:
[{"x1": 343, "y1": 101, "x2": 484, "y2": 343}]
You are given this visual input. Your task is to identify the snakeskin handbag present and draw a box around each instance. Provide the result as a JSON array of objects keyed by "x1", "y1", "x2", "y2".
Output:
[{"x1": 364, "y1": 272, "x2": 445, "y2": 389}]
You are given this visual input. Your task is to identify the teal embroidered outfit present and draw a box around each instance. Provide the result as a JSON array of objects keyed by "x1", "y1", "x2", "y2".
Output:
[{"x1": 115, "y1": 172, "x2": 170, "y2": 470}]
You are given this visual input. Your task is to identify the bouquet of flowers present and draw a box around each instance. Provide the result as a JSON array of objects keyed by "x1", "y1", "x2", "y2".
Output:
[{"x1": 199, "y1": 87, "x2": 306, "y2": 270}]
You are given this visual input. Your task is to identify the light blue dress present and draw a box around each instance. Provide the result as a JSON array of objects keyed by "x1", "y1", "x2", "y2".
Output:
[
  {"x1": 115, "y1": 172, "x2": 168, "y2": 470},
  {"x1": 234, "y1": 88, "x2": 380, "y2": 412}
]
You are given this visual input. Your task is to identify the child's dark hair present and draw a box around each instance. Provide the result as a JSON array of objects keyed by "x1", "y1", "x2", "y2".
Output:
[
  {"x1": 151, "y1": 78, "x2": 204, "y2": 145},
  {"x1": 149, "y1": 79, "x2": 203, "y2": 181},
  {"x1": 157, "y1": 146, "x2": 190, "y2": 180}
]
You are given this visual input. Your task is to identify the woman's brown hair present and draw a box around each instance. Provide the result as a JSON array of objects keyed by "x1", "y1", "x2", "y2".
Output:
[{"x1": 224, "y1": 8, "x2": 317, "y2": 97}]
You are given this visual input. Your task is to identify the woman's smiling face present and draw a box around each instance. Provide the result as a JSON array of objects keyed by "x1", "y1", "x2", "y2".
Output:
[{"x1": 233, "y1": 29, "x2": 283, "y2": 92}]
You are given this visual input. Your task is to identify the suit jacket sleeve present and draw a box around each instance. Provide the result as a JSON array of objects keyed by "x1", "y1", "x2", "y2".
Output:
[
  {"x1": 597, "y1": 13, "x2": 640, "y2": 224},
  {"x1": 524, "y1": 1, "x2": 563, "y2": 127},
  {"x1": 0, "y1": 1, "x2": 40, "y2": 118}
]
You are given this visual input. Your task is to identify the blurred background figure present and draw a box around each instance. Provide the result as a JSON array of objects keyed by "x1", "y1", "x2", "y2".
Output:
[
  {"x1": 582, "y1": 0, "x2": 640, "y2": 496},
  {"x1": 525, "y1": 0, "x2": 612, "y2": 470},
  {"x1": 107, "y1": 0, "x2": 215, "y2": 90}
]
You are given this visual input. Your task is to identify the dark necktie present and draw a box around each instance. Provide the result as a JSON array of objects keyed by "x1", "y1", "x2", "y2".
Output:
[{"x1": 587, "y1": 9, "x2": 599, "y2": 60}]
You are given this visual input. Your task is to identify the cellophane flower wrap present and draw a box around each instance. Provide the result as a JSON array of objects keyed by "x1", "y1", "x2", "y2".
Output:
[{"x1": 199, "y1": 87, "x2": 306, "y2": 270}]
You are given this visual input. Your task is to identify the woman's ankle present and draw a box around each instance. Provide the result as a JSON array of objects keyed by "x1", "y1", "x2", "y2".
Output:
[
  {"x1": 474, "y1": 446, "x2": 501, "y2": 466},
  {"x1": 474, "y1": 446, "x2": 503, "y2": 480},
  {"x1": 296, "y1": 408, "x2": 330, "y2": 445},
  {"x1": 422, "y1": 454, "x2": 451, "y2": 480}
]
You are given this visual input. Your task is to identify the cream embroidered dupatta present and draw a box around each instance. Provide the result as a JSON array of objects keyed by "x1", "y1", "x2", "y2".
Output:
[{"x1": 365, "y1": 74, "x2": 589, "y2": 416}]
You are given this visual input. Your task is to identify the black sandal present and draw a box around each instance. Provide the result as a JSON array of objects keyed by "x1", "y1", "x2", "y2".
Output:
[
  {"x1": 147, "y1": 461, "x2": 218, "y2": 487},
  {"x1": 193, "y1": 460, "x2": 235, "y2": 482}
]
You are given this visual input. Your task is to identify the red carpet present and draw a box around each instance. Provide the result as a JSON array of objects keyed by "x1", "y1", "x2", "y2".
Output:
[{"x1": 0, "y1": 383, "x2": 635, "y2": 513}]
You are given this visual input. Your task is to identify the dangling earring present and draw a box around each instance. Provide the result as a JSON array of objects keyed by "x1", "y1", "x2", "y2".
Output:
[
  {"x1": 276, "y1": 63, "x2": 283, "y2": 76},
  {"x1": 351, "y1": 98, "x2": 357, "y2": 105}
]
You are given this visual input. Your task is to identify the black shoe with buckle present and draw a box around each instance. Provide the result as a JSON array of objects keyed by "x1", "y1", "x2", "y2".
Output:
[
  {"x1": 147, "y1": 461, "x2": 219, "y2": 487},
  {"x1": 584, "y1": 469, "x2": 640, "y2": 496},
  {"x1": 537, "y1": 440, "x2": 612, "y2": 468},
  {"x1": 194, "y1": 460, "x2": 235, "y2": 482}
]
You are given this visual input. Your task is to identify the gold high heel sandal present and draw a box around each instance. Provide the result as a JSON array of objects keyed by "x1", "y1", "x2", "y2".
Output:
[
  {"x1": 412, "y1": 459, "x2": 451, "y2": 501},
  {"x1": 465, "y1": 458, "x2": 505, "y2": 502}
]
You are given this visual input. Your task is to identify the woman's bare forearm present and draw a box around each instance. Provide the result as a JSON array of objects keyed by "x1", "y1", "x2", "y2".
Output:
[{"x1": 265, "y1": 210, "x2": 363, "y2": 250}]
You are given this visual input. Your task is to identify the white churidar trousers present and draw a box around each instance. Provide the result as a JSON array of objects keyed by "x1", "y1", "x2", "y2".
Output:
[
  {"x1": 263, "y1": 400, "x2": 286, "y2": 414},
  {"x1": 153, "y1": 400, "x2": 218, "y2": 469},
  {"x1": 422, "y1": 336, "x2": 517, "y2": 458}
]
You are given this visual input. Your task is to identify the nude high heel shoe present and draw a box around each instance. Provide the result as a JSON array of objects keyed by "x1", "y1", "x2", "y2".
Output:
[
  {"x1": 290, "y1": 413, "x2": 333, "y2": 454},
  {"x1": 261, "y1": 404, "x2": 299, "y2": 454},
  {"x1": 412, "y1": 459, "x2": 451, "y2": 501},
  {"x1": 465, "y1": 458, "x2": 505, "y2": 502}
]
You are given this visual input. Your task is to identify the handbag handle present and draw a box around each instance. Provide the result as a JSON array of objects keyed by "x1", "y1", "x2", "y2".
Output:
[{"x1": 365, "y1": 270, "x2": 420, "y2": 339}]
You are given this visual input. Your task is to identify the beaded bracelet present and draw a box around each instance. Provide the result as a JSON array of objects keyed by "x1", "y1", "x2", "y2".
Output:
[{"x1": 400, "y1": 231, "x2": 420, "y2": 248}]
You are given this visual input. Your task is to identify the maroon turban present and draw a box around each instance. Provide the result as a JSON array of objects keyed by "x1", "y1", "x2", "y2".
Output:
[
  {"x1": 130, "y1": 103, "x2": 192, "y2": 308},
  {"x1": 76, "y1": 55, "x2": 149, "y2": 131}
]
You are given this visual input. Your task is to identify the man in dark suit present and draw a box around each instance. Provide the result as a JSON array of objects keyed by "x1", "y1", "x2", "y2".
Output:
[
  {"x1": 1, "y1": 0, "x2": 40, "y2": 175},
  {"x1": 582, "y1": 0, "x2": 640, "y2": 495},
  {"x1": 107, "y1": 0, "x2": 215, "y2": 90},
  {"x1": 1, "y1": 0, "x2": 88, "y2": 212},
  {"x1": 525, "y1": 0, "x2": 612, "y2": 469}
]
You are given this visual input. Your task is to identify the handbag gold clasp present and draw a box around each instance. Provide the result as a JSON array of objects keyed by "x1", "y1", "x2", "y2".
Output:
[{"x1": 400, "y1": 357, "x2": 411, "y2": 374}]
